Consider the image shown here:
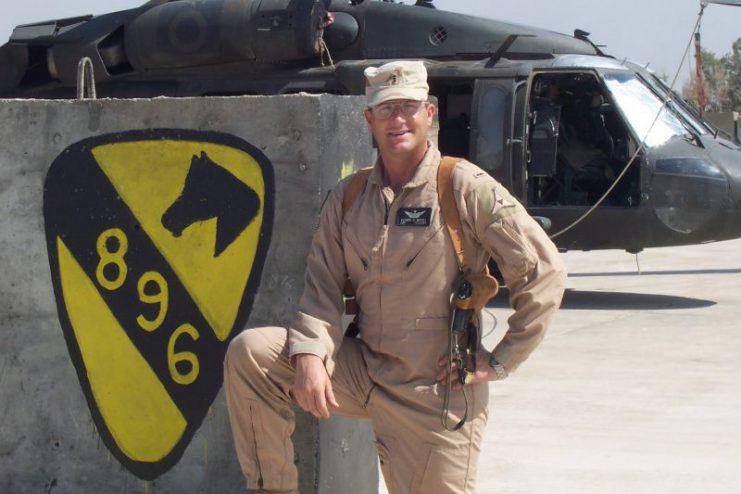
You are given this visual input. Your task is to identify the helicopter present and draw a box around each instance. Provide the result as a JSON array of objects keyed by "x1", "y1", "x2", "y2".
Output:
[{"x1": 2, "y1": 0, "x2": 740, "y2": 253}]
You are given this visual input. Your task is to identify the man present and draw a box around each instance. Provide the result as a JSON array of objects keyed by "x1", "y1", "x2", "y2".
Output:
[{"x1": 224, "y1": 60, "x2": 566, "y2": 494}]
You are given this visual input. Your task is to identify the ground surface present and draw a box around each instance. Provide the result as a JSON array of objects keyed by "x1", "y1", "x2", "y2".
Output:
[{"x1": 383, "y1": 238, "x2": 741, "y2": 493}]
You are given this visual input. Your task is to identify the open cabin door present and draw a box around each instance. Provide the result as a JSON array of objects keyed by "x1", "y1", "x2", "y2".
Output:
[
  {"x1": 470, "y1": 78, "x2": 527, "y2": 199},
  {"x1": 525, "y1": 71, "x2": 642, "y2": 208}
]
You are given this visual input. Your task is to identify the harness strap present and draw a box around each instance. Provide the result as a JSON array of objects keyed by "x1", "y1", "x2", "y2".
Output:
[{"x1": 436, "y1": 156, "x2": 467, "y2": 272}]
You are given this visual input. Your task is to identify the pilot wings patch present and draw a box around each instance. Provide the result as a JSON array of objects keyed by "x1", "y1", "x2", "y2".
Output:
[{"x1": 396, "y1": 207, "x2": 432, "y2": 227}]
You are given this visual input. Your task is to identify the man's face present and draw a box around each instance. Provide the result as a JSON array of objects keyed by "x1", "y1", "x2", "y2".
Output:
[{"x1": 364, "y1": 99, "x2": 436, "y2": 158}]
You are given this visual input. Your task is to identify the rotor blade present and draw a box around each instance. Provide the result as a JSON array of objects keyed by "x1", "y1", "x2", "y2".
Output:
[{"x1": 705, "y1": 0, "x2": 741, "y2": 6}]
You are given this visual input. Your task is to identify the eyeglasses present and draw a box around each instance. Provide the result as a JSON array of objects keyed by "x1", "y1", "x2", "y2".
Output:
[{"x1": 370, "y1": 100, "x2": 426, "y2": 120}]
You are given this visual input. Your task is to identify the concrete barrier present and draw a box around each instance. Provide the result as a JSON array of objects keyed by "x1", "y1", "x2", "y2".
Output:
[
  {"x1": 0, "y1": 95, "x2": 377, "y2": 493},
  {"x1": 705, "y1": 111, "x2": 739, "y2": 143}
]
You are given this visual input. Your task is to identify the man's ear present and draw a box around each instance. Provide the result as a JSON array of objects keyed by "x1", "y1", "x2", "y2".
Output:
[
  {"x1": 426, "y1": 103, "x2": 436, "y2": 124},
  {"x1": 364, "y1": 109, "x2": 373, "y2": 129}
]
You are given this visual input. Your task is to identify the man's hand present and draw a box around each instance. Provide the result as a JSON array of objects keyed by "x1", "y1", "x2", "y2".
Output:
[
  {"x1": 436, "y1": 350, "x2": 501, "y2": 390},
  {"x1": 292, "y1": 354, "x2": 339, "y2": 419}
]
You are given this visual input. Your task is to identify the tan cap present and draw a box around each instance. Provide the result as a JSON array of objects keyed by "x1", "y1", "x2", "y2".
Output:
[{"x1": 364, "y1": 60, "x2": 429, "y2": 108}]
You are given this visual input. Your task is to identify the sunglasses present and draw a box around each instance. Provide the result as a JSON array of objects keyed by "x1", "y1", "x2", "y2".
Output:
[{"x1": 370, "y1": 100, "x2": 426, "y2": 120}]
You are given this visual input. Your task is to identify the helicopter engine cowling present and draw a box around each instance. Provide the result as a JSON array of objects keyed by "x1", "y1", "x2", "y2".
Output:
[
  {"x1": 0, "y1": 43, "x2": 27, "y2": 93},
  {"x1": 123, "y1": 0, "x2": 330, "y2": 71}
]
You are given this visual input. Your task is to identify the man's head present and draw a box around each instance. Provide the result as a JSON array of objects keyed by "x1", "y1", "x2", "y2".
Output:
[
  {"x1": 363, "y1": 60, "x2": 435, "y2": 159},
  {"x1": 364, "y1": 60, "x2": 429, "y2": 108}
]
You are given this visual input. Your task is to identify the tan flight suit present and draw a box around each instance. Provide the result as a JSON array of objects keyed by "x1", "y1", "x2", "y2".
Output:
[{"x1": 224, "y1": 144, "x2": 566, "y2": 493}]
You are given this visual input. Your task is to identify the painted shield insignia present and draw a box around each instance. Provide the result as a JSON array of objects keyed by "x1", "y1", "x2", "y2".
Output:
[{"x1": 43, "y1": 130, "x2": 274, "y2": 479}]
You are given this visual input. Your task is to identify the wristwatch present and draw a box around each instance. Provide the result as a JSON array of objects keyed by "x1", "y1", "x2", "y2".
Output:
[{"x1": 489, "y1": 353, "x2": 508, "y2": 380}]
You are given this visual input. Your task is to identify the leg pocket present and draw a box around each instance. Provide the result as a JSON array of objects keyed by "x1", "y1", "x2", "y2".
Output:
[{"x1": 413, "y1": 443, "x2": 474, "y2": 494}]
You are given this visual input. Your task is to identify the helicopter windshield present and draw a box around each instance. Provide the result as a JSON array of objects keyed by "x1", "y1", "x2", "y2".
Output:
[
  {"x1": 603, "y1": 72, "x2": 688, "y2": 148},
  {"x1": 642, "y1": 73, "x2": 711, "y2": 135}
]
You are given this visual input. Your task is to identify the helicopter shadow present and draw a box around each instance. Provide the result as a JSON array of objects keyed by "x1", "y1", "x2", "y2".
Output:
[
  {"x1": 488, "y1": 287, "x2": 716, "y2": 311},
  {"x1": 568, "y1": 268, "x2": 741, "y2": 278}
]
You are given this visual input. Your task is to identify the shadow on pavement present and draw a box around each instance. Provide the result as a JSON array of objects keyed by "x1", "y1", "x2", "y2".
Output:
[
  {"x1": 569, "y1": 268, "x2": 741, "y2": 277},
  {"x1": 488, "y1": 287, "x2": 716, "y2": 311}
]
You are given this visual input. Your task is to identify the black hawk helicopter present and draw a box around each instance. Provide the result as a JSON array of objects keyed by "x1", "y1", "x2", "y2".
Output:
[{"x1": 2, "y1": 0, "x2": 741, "y2": 252}]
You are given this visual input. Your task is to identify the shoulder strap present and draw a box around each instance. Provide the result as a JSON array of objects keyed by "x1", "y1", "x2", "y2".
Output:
[
  {"x1": 437, "y1": 156, "x2": 468, "y2": 272},
  {"x1": 342, "y1": 167, "x2": 373, "y2": 219}
]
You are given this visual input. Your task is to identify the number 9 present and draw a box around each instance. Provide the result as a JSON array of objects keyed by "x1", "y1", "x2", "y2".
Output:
[{"x1": 136, "y1": 271, "x2": 169, "y2": 332}]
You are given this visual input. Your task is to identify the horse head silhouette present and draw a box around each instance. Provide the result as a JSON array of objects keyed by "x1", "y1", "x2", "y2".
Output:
[{"x1": 161, "y1": 151, "x2": 261, "y2": 257}]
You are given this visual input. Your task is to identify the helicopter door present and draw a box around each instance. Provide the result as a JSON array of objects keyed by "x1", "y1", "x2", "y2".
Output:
[
  {"x1": 471, "y1": 79, "x2": 516, "y2": 194},
  {"x1": 510, "y1": 79, "x2": 529, "y2": 199}
]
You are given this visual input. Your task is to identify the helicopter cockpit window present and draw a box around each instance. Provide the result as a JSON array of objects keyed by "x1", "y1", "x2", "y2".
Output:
[
  {"x1": 642, "y1": 73, "x2": 710, "y2": 136},
  {"x1": 603, "y1": 72, "x2": 687, "y2": 148},
  {"x1": 527, "y1": 72, "x2": 641, "y2": 208}
]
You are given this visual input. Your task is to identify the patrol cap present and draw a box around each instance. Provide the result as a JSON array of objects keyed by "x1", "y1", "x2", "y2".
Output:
[{"x1": 364, "y1": 60, "x2": 429, "y2": 108}]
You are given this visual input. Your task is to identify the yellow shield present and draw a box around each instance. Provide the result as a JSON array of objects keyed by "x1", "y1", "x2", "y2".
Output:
[{"x1": 44, "y1": 130, "x2": 274, "y2": 479}]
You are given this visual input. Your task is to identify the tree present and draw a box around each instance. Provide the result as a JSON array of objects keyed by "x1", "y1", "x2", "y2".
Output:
[
  {"x1": 682, "y1": 37, "x2": 741, "y2": 113},
  {"x1": 727, "y1": 38, "x2": 741, "y2": 110}
]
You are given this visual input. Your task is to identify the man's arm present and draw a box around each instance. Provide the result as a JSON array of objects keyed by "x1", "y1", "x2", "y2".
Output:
[
  {"x1": 288, "y1": 182, "x2": 348, "y2": 374},
  {"x1": 288, "y1": 180, "x2": 351, "y2": 416},
  {"x1": 461, "y1": 166, "x2": 567, "y2": 375},
  {"x1": 487, "y1": 211, "x2": 566, "y2": 373}
]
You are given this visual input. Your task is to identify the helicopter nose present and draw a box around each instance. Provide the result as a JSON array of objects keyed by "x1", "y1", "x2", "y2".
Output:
[{"x1": 716, "y1": 144, "x2": 741, "y2": 240}]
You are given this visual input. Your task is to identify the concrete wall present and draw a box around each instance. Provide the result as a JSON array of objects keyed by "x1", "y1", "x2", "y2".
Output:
[{"x1": 0, "y1": 95, "x2": 377, "y2": 493}]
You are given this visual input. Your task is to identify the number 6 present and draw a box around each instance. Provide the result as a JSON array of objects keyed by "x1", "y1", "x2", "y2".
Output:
[{"x1": 168, "y1": 323, "x2": 200, "y2": 385}]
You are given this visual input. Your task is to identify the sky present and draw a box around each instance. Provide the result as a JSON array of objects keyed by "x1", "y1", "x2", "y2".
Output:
[
  {"x1": 1, "y1": 0, "x2": 739, "y2": 87},
  {"x1": 433, "y1": 0, "x2": 740, "y2": 87}
]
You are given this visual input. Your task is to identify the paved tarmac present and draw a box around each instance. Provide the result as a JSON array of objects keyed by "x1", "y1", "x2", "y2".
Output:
[
  {"x1": 479, "y1": 238, "x2": 741, "y2": 494},
  {"x1": 383, "y1": 238, "x2": 741, "y2": 494}
]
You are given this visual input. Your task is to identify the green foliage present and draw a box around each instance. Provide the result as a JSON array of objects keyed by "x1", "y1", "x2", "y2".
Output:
[
  {"x1": 682, "y1": 37, "x2": 741, "y2": 113},
  {"x1": 728, "y1": 38, "x2": 741, "y2": 110}
]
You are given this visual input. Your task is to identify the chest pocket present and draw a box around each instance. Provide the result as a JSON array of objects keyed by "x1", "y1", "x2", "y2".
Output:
[
  {"x1": 384, "y1": 192, "x2": 447, "y2": 274},
  {"x1": 403, "y1": 222, "x2": 446, "y2": 271}
]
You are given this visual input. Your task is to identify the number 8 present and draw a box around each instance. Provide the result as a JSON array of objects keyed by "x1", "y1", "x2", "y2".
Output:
[{"x1": 95, "y1": 228, "x2": 128, "y2": 291}]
